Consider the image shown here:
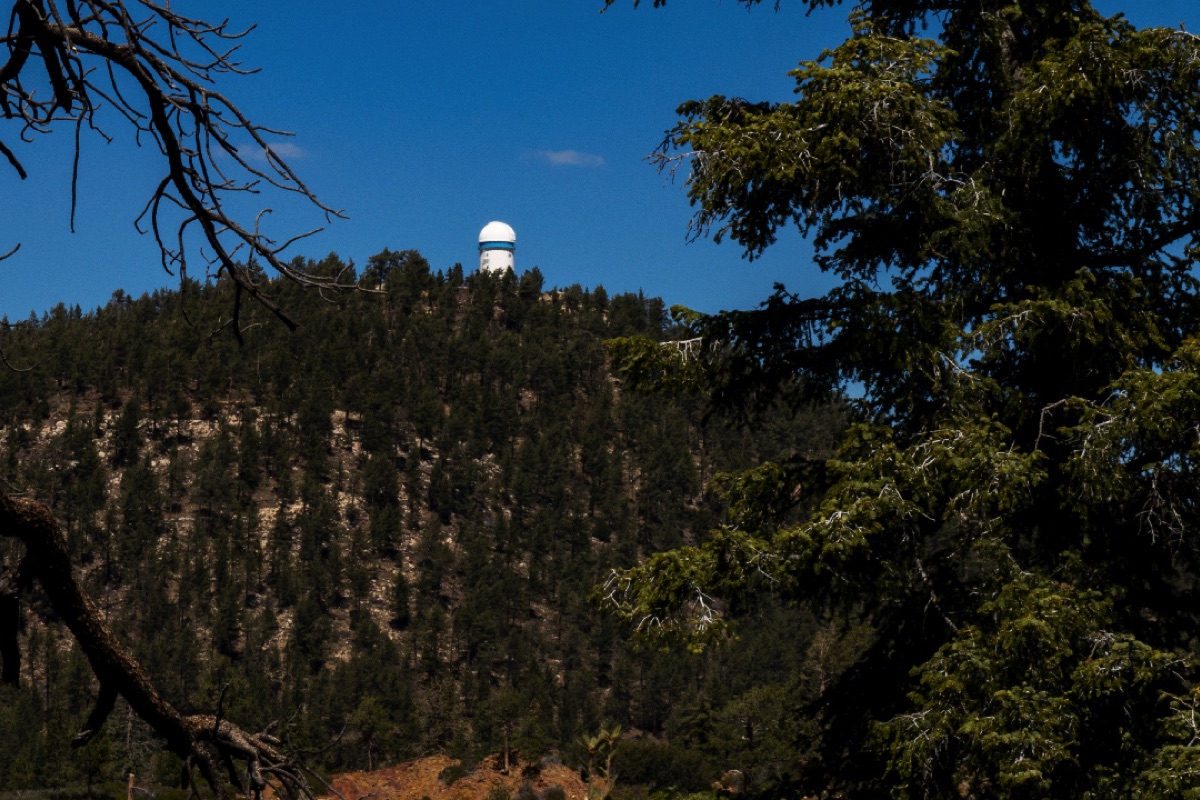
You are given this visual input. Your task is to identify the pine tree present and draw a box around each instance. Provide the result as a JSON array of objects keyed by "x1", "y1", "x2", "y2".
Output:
[{"x1": 604, "y1": 1, "x2": 1200, "y2": 796}]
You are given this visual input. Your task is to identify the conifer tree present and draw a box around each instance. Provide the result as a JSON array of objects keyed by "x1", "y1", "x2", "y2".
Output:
[{"x1": 604, "y1": 1, "x2": 1200, "y2": 796}]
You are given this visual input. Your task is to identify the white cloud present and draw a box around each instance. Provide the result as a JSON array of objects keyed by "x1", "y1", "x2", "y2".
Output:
[
  {"x1": 531, "y1": 149, "x2": 605, "y2": 168},
  {"x1": 261, "y1": 141, "x2": 305, "y2": 161},
  {"x1": 233, "y1": 140, "x2": 305, "y2": 166}
]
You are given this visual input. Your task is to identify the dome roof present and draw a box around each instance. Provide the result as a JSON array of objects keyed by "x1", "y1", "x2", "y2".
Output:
[{"x1": 479, "y1": 221, "x2": 516, "y2": 244}]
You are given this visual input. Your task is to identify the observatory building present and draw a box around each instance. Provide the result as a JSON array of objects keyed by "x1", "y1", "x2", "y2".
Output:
[{"x1": 478, "y1": 221, "x2": 516, "y2": 274}]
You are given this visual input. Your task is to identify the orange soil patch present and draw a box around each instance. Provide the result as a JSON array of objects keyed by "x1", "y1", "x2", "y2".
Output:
[{"x1": 325, "y1": 754, "x2": 589, "y2": 800}]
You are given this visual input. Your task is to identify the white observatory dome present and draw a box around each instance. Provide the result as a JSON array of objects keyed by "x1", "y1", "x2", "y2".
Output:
[
  {"x1": 478, "y1": 221, "x2": 516, "y2": 274},
  {"x1": 479, "y1": 221, "x2": 516, "y2": 245}
]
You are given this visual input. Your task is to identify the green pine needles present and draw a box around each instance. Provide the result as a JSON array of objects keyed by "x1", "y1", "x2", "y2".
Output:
[{"x1": 602, "y1": 1, "x2": 1200, "y2": 797}]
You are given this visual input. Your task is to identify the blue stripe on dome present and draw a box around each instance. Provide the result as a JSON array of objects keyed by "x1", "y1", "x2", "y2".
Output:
[{"x1": 479, "y1": 241, "x2": 515, "y2": 250}]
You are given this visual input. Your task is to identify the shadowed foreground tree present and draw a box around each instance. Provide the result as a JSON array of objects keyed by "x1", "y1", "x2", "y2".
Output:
[
  {"x1": 604, "y1": 1, "x2": 1200, "y2": 797},
  {"x1": 1, "y1": 2, "x2": 348, "y2": 797}
]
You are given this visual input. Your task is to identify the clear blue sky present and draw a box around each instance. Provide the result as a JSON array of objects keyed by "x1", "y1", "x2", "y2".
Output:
[{"x1": 2, "y1": 1, "x2": 1197, "y2": 321}]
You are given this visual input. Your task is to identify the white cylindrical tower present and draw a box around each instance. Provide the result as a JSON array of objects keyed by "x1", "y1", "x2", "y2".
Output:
[{"x1": 478, "y1": 221, "x2": 516, "y2": 274}]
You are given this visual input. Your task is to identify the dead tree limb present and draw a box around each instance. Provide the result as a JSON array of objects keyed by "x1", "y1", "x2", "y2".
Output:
[
  {"x1": 0, "y1": 492, "x2": 317, "y2": 800},
  {"x1": 1, "y1": 0, "x2": 357, "y2": 332}
]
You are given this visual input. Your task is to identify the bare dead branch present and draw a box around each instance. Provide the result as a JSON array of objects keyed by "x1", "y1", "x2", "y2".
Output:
[
  {"x1": 0, "y1": 492, "x2": 320, "y2": 800},
  {"x1": 1, "y1": 0, "x2": 369, "y2": 334}
]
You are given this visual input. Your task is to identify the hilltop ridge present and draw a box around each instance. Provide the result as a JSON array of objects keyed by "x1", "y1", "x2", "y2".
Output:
[{"x1": 0, "y1": 251, "x2": 843, "y2": 794}]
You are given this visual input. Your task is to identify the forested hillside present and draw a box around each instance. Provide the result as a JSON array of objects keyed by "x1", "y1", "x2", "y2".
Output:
[{"x1": 0, "y1": 251, "x2": 842, "y2": 793}]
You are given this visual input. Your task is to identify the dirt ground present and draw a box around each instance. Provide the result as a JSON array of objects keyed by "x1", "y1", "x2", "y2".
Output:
[{"x1": 324, "y1": 754, "x2": 589, "y2": 800}]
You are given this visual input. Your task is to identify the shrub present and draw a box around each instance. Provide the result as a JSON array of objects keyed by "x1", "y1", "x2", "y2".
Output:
[
  {"x1": 613, "y1": 740, "x2": 715, "y2": 792},
  {"x1": 438, "y1": 761, "x2": 474, "y2": 786}
]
